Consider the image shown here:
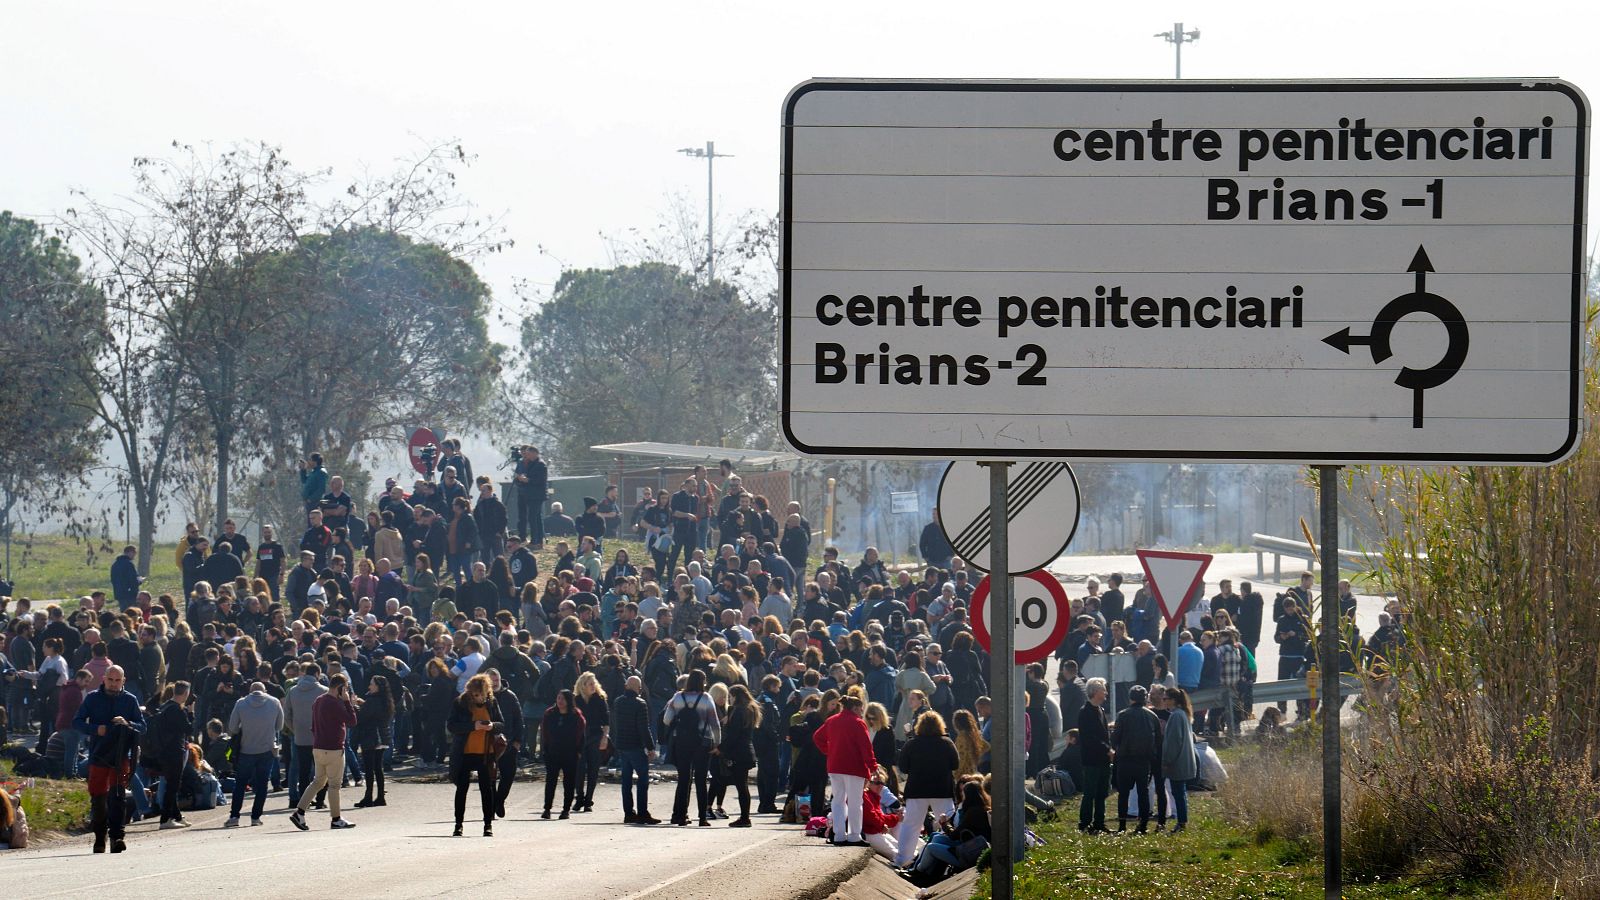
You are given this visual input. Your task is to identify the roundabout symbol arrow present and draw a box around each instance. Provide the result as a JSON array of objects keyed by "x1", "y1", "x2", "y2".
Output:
[{"x1": 1323, "y1": 245, "x2": 1470, "y2": 428}]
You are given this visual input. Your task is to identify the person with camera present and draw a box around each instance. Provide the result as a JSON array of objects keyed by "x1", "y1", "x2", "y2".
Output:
[
  {"x1": 289, "y1": 673, "x2": 358, "y2": 832},
  {"x1": 446, "y1": 673, "x2": 503, "y2": 836},
  {"x1": 299, "y1": 453, "x2": 328, "y2": 513},
  {"x1": 512, "y1": 446, "x2": 548, "y2": 548},
  {"x1": 439, "y1": 438, "x2": 473, "y2": 487}
]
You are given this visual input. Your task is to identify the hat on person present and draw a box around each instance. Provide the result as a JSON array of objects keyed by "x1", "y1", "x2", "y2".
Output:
[
  {"x1": 582, "y1": 496, "x2": 598, "y2": 509},
  {"x1": 576, "y1": 577, "x2": 595, "y2": 592}
]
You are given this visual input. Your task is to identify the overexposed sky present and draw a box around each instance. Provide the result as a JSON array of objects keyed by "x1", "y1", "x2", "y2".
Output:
[
  {"x1": 5, "y1": 0, "x2": 1596, "y2": 326},
  {"x1": 4, "y1": 0, "x2": 1598, "y2": 534}
]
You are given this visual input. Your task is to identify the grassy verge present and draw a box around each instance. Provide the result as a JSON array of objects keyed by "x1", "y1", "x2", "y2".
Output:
[
  {"x1": 0, "y1": 758, "x2": 89, "y2": 835},
  {"x1": 971, "y1": 795, "x2": 1497, "y2": 900},
  {"x1": 1, "y1": 533, "x2": 657, "y2": 615},
  {"x1": 3, "y1": 534, "x2": 183, "y2": 608}
]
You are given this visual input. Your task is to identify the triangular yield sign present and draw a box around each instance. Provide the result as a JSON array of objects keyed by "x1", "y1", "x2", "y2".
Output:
[{"x1": 1136, "y1": 549, "x2": 1213, "y2": 632}]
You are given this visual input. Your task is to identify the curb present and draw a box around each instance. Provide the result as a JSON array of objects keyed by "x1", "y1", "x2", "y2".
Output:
[{"x1": 823, "y1": 858, "x2": 981, "y2": 900}]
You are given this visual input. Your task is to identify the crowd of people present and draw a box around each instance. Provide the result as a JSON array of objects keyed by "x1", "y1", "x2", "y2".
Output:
[{"x1": 0, "y1": 450, "x2": 1399, "y2": 880}]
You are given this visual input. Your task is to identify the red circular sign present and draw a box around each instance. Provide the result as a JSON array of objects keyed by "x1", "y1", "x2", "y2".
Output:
[
  {"x1": 969, "y1": 570, "x2": 1073, "y2": 666},
  {"x1": 407, "y1": 427, "x2": 440, "y2": 476}
]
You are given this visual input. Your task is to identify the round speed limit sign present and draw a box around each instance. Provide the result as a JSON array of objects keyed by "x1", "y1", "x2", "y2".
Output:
[{"x1": 969, "y1": 570, "x2": 1073, "y2": 666}]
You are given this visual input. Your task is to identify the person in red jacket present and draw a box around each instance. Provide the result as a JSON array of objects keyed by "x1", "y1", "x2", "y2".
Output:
[
  {"x1": 813, "y1": 693, "x2": 876, "y2": 846},
  {"x1": 862, "y1": 766, "x2": 902, "y2": 860},
  {"x1": 290, "y1": 673, "x2": 359, "y2": 831}
]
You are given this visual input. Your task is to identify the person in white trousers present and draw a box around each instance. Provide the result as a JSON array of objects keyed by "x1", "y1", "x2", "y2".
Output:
[
  {"x1": 893, "y1": 711, "x2": 961, "y2": 866},
  {"x1": 812, "y1": 694, "x2": 875, "y2": 846}
]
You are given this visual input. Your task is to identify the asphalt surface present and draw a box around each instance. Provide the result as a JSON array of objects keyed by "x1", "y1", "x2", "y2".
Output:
[{"x1": 5, "y1": 779, "x2": 869, "y2": 899}]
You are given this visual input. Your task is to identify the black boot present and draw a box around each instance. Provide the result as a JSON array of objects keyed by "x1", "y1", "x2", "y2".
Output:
[{"x1": 90, "y1": 795, "x2": 108, "y2": 852}]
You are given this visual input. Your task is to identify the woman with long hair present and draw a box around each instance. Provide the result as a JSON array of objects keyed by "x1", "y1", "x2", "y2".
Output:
[
  {"x1": 540, "y1": 688, "x2": 586, "y2": 819},
  {"x1": 353, "y1": 675, "x2": 395, "y2": 808},
  {"x1": 642, "y1": 637, "x2": 678, "y2": 742},
  {"x1": 707, "y1": 683, "x2": 731, "y2": 817},
  {"x1": 519, "y1": 582, "x2": 548, "y2": 638},
  {"x1": 603, "y1": 549, "x2": 637, "y2": 588},
  {"x1": 489, "y1": 556, "x2": 516, "y2": 616},
  {"x1": 711, "y1": 653, "x2": 746, "y2": 689},
  {"x1": 718, "y1": 683, "x2": 760, "y2": 827},
  {"x1": 863, "y1": 702, "x2": 900, "y2": 796},
  {"x1": 207, "y1": 656, "x2": 246, "y2": 727},
  {"x1": 447, "y1": 673, "x2": 504, "y2": 836},
  {"x1": 421, "y1": 656, "x2": 457, "y2": 767},
  {"x1": 662, "y1": 669, "x2": 720, "y2": 827},
  {"x1": 945, "y1": 631, "x2": 985, "y2": 714},
  {"x1": 951, "y1": 709, "x2": 988, "y2": 779},
  {"x1": 1160, "y1": 686, "x2": 1198, "y2": 834},
  {"x1": 573, "y1": 672, "x2": 610, "y2": 813}
]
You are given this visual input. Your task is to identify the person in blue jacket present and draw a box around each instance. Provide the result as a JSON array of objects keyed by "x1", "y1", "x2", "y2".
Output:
[
  {"x1": 73, "y1": 665, "x2": 146, "y2": 853},
  {"x1": 109, "y1": 545, "x2": 144, "y2": 610}
]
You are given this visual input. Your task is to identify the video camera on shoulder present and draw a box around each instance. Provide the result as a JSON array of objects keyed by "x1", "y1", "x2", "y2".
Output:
[{"x1": 419, "y1": 442, "x2": 440, "y2": 476}]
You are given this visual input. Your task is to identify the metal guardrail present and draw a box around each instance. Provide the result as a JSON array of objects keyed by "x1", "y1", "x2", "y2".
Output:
[
  {"x1": 1188, "y1": 673, "x2": 1362, "y2": 710},
  {"x1": 1250, "y1": 532, "x2": 1387, "y2": 582}
]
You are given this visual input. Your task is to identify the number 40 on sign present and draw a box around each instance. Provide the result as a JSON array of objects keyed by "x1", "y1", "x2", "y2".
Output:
[{"x1": 969, "y1": 571, "x2": 1073, "y2": 666}]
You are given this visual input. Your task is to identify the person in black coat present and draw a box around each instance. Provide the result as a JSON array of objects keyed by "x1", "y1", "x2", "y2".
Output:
[
  {"x1": 474, "y1": 482, "x2": 509, "y2": 566},
  {"x1": 573, "y1": 674, "x2": 610, "y2": 813},
  {"x1": 612, "y1": 675, "x2": 658, "y2": 824},
  {"x1": 1111, "y1": 685, "x2": 1162, "y2": 834},
  {"x1": 786, "y1": 695, "x2": 830, "y2": 821},
  {"x1": 446, "y1": 673, "x2": 504, "y2": 836},
  {"x1": 895, "y1": 711, "x2": 961, "y2": 867},
  {"x1": 489, "y1": 673, "x2": 525, "y2": 819},
  {"x1": 540, "y1": 689, "x2": 586, "y2": 819},
  {"x1": 153, "y1": 682, "x2": 195, "y2": 827},
  {"x1": 181, "y1": 540, "x2": 208, "y2": 599},
  {"x1": 718, "y1": 684, "x2": 760, "y2": 827},
  {"x1": 353, "y1": 677, "x2": 395, "y2": 808},
  {"x1": 1075, "y1": 678, "x2": 1112, "y2": 833}
]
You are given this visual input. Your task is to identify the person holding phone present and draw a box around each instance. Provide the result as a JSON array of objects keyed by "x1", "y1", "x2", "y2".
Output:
[
  {"x1": 447, "y1": 673, "x2": 504, "y2": 836},
  {"x1": 289, "y1": 673, "x2": 358, "y2": 832}
]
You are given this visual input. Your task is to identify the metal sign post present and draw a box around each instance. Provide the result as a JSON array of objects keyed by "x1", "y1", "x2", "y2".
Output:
[
  {"x1": 984, "y1": 461, "x2": 1016, "y2": 900},
  {"x1": 1319, "y1": 465, "x2": 1342, "y2": 899}
]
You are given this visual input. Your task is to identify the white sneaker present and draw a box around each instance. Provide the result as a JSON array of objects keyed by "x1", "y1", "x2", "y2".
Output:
[
  {"x1": 223, "y1": 817, "x2": 240, "y2": 828},
  {"x1": 330, "y1": 818, "x2": 357, "y2": 829},
  {"x1": 159, "y1": 820, "x2": 191, "y2": 830}
]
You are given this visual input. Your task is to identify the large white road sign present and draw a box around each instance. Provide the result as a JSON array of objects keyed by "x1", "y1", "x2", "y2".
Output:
[{"x1": 780, "y1": 80, "x2": 1588, "y2": 463}]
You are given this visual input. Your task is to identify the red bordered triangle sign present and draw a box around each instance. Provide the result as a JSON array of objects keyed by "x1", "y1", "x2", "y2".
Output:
[{"x1": 1136, "y1": 549, "x2": 1213, "y2": 632}]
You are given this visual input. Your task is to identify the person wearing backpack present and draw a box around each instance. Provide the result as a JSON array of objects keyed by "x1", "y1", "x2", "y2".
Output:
[
  {"x1": 1111, "y1": 684, "x2": 1162, "y2": 834},
  {"x1": 754, "y1": 674, "x2": 786, "y2": 814},
  {"x1": 662, "y1": 669, "x2": 721, "y2": 827}
]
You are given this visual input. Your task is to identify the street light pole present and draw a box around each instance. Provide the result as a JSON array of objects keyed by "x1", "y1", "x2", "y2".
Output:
[
  {"x1": 677, "y1": 141, "x2": 734, "y2": 280},
  {"x1": 1154, "y1": 22, "x2": 1201, "y2": 78}
]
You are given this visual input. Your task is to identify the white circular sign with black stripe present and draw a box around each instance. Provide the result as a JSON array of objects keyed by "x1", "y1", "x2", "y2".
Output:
[{"x1": 936, "y1": 460, "x2": 1080, "y2": 575}]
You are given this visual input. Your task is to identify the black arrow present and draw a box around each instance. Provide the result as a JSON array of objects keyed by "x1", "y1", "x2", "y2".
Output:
[
  {"x1": 1408, "y1": 244, "x2": 1433, "y2": 293},
  {"x1": 1322, "y1": 327, "x2": 1390, "y2": 362}
]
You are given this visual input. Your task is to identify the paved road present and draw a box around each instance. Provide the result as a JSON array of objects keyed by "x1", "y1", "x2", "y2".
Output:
[{"x1": 5, "y1": 780, "x2": 867, "y2": 899}]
